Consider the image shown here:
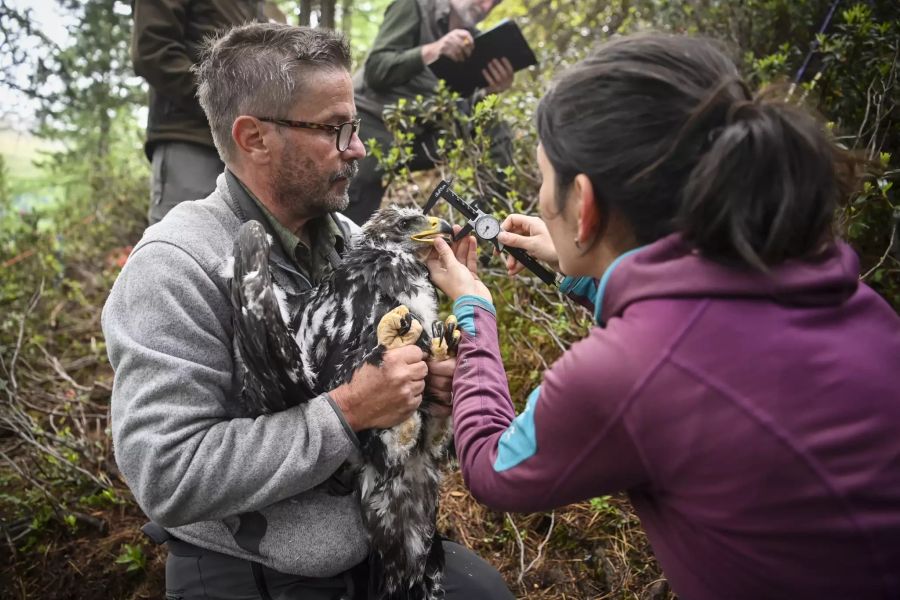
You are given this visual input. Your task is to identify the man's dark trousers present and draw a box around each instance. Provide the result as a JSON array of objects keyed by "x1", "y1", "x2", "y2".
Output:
[{"x1": 164, "y1": 536, "x2": 514, "y2": 599}]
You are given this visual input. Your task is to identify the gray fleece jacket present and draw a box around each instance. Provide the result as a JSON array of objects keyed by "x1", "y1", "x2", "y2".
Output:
[{"x1": 102, "y1": 171, "x2": 368, "y2": 576}]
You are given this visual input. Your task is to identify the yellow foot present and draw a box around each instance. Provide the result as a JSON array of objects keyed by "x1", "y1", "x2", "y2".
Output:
[
  {"x1": 425, "y1": 415, "x2": 453, "y2": 460},
  {"x1": 377, "y1": 305, "x2": 423, "y2": 349},
  {"x1": 396, "y1": 413, "x2": 421, "y2": 451},
  {"x1": 382, "y1": 412, "x2": 422, "y2": 466},
  {"x1": 430, "y1": 314, "x2": 461, "y2": 360}
]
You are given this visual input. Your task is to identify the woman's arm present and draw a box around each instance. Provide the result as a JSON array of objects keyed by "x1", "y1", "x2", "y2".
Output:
[
  {"x1": 451, "y1": 299, "x2": 649, "y2": 512},
  {"x1": 428, "y1": 237, "x2": 649, "y2": 513}
]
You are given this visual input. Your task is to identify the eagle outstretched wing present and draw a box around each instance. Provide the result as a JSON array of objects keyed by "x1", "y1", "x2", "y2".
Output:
[{"x1": 230, "y1": 220, "x2": 315, "y2": 414}]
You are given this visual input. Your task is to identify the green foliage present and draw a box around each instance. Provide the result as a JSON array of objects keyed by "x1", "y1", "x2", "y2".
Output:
[
  {"x1": 273, "y1": 0, "x2": 394, "y2": 66},
  {"x1": 115, "y1": 543, "x2": 148, "y2": 573},
  {"x1": 33, "y1": 0, "x2": 143, "y2": 165},
  {"x1": 589, "y1": 495, "x2": 614, "y2": 515},
  {"x1": 0, "y1": 0, "x2": 896, "y2": 595},
  {"x1": 378, "y1": 0, "x2": 899, "y2": 311},
  {"x1": 0, "y1": 0, "x2": 147, "y2": 566},
  {"x1": 80, "y1": 487, "x2": 125, "y2": 509}
]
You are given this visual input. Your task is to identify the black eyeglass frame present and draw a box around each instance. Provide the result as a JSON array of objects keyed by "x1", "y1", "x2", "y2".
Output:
[{"x1": 256, "y1": 117, "x2": 361, "y2": 152}]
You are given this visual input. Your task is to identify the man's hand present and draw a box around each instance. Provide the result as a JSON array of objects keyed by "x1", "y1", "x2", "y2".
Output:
[
  {"x1": 330, "y1": 345, "x2": 428, "y2": 431},
  {"x1": 425, "y1": 357, "x2": 455, "y2": 417},
  {"x1": 482, "y1": 58, "x2": 514, "y2": 94},
  {"x1": 422, "y1": 28, "x2": 474, "y2": 65}
]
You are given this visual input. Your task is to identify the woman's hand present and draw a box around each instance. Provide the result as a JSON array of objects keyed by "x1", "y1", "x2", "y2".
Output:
[
  {"x1": 427, "y1": 235, "x2": 492, "y2": 303},
  {"x1": 496, "y1": 214, "x2": 560, "y2": 276}
]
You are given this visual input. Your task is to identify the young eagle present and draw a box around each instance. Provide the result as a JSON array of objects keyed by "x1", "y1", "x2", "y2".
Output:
[{"x1": 229, "y1": 206, "x2": 458, "y2": 600}]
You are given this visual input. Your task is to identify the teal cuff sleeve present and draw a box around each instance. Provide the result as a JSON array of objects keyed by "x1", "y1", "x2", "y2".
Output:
[
  {"x1": 453, "y1": 295, "x2": 496, "y2": 335},
  {"x1": 494, "y1": 386, "x2": 540, "y2": 472},
  {"x1": 559, "y1": 276, "x2": 597, "y2": 301}
]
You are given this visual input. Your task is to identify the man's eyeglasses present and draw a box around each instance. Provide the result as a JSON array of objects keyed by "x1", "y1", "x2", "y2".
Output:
[{"x1": 257, "y1": 117, "x2": 361, "y2": 152}]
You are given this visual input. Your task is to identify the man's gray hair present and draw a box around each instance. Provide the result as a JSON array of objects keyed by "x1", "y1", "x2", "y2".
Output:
[{"x1": 194, "y1": 23, "x2": 351, "y2": 163}]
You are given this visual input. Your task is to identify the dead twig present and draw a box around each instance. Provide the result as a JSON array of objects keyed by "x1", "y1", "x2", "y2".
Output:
[
  {"x1": 5, "y1": 281, "x2": 44, "y2": 393},
  {"x1": 861, "y1": 222, "x2": 898, "y2": 280},
  {"x1": 35, "y1": 343, "x2": 92, "y2": 392}
]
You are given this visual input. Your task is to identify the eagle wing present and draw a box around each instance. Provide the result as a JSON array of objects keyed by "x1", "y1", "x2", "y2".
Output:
[{"x1": 230, "y1": 220, "x2": 315, "y2": 414}]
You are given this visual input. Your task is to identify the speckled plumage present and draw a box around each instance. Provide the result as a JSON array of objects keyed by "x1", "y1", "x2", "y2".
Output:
[{"x1": 229, "y1": 206, "x2": 454, "y2": 600}]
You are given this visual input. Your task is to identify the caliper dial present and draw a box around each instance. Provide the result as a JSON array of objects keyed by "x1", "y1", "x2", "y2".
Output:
[{"x1": 473, "y1": 214, "x2": 501, "y2": 241}]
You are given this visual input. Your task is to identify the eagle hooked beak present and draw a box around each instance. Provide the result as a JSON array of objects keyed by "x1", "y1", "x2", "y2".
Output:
[{"x1": 410, "y1": 216, "x2": 453, "y2": 244}]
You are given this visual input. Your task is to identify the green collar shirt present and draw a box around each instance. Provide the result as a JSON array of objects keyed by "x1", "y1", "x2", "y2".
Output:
[{"x1": 235, "y1": 178, "x2": 346, "y2": 284}]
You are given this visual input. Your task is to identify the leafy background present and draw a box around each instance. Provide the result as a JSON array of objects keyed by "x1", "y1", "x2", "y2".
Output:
[{"x1": 0, "y1": 0, "x2": 897, "y2": 597}]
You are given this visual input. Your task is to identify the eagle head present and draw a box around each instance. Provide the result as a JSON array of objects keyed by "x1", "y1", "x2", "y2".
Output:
[{"x1": 360, "y1": 205, "x2": 453, "y2": 258}]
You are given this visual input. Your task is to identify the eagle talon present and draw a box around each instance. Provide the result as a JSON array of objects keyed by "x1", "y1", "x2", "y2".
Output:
[
  {"x1": 377, "y1": 305, "x2": 423, "y2": 350},
  {"x1": 444, "y1": 315, "x2": 460, "y2": 354},
  {"x1": 430, "y1": 314, "x2": 460, "y2": 361},
  {"x1": 398, "y1": 312, "x2": 412, "y2": 337}
]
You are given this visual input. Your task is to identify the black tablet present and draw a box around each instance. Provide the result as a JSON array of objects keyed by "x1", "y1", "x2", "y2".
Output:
[{"x1": 429, "y1": 19, "x2": 538, "y2": 96}]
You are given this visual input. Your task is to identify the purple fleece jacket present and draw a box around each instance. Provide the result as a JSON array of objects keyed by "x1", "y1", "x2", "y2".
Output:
[{"x1": 451, "y1": 234, "x2": 900, "y2": 600}]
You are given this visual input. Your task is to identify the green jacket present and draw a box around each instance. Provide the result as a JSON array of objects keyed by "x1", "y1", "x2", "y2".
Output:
[
  {"x1": 131, "y1": 0, "x2": 266, "y2": 158},
  {"x1": 353, "y1": 0, "x2": 456, "y2": 120}
]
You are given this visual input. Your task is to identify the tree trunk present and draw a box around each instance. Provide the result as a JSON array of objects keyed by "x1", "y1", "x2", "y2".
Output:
[
  {"x1": 299, "y1": 0, "x2": 312, "y2": 26},
  {"x1": 341, "y1": 0, "x2": 352, "y2": 36},
  {"x1": 320, "y1": 0, "x2": 336, "y2": 29}
]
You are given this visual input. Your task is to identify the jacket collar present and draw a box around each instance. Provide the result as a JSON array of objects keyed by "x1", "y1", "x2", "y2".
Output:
[{"x1": 596, "y1": 234, "x2": 861, "y2": 326}]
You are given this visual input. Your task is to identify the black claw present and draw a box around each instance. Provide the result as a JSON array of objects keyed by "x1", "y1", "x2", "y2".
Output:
[
  {"x1": 431, "y1": 321, "x2": 444, "y2": 340},
  {"x1": 398, "y1": 312, "x2": 413, "y2": 337},
  {"x1": 446, "y1": 322, "x2": 460, "y2": 353}
]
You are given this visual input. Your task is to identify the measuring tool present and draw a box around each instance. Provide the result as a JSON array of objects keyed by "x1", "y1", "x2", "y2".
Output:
[{"x1": 423, "y1": 180, "x2": 558, "y2": 286}]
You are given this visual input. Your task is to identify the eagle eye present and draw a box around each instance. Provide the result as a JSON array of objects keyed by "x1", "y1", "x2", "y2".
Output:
[{"x1": 400, "y1": 217, "x2": 415, "y2": 228}]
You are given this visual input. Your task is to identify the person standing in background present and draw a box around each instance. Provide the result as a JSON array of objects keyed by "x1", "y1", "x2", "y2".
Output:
[
  {"x1": 131, "y1": 0, "x2": 283, "y2": 227},
  {"x1": 346, "y1": 0, "x2": 515, "y2": 225}
]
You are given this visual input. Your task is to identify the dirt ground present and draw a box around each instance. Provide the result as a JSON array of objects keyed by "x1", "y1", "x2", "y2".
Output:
[{"x1": 1, "y1": 467, "x2": 671, "y2": 600}]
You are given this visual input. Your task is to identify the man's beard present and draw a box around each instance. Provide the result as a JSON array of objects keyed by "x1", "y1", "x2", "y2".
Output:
[
  {"x1": 271, "y1": 147, "x2": 358, "y2": 219},
  {"x1": 451, "y1": 0, "x2": 487, "y2": 27}
]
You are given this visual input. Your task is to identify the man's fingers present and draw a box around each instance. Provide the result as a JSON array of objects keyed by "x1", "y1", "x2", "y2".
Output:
[
  {"x1": 460, "y1": 31, "x2": 474, "y2": 57},
  {"x1": 412, "y1": 360, "x2": 429, "y2": 380},
  {"x1": 485, "y1": 61, "x2": 498, "y2": 81},
  {"x1": 490, "y1": 59, "x2": 505, "y2": 79},
  {"x1": 482, "y1": 68, "x2": 496, "y2": 88},
  {"x1": 428, "y1": 357, "x2": 456, "y2": 377},
  {"x1": 391, "y1": 344, "x2": 426, "y2": 364}
]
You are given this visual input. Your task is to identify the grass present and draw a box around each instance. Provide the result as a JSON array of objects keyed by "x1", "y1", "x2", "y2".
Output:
[{"x1": 0, "y1": 128, "x2": 63, "y2": 209}]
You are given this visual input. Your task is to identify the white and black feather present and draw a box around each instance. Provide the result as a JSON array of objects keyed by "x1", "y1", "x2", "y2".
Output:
[{"x1": 229, "y1": 206, "x2": 453, "y2": 600}]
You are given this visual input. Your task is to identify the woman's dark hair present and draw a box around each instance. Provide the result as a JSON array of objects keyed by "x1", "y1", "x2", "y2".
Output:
[{"x1": 536, "y1": 33, "x2": 862, "y2": 270}]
